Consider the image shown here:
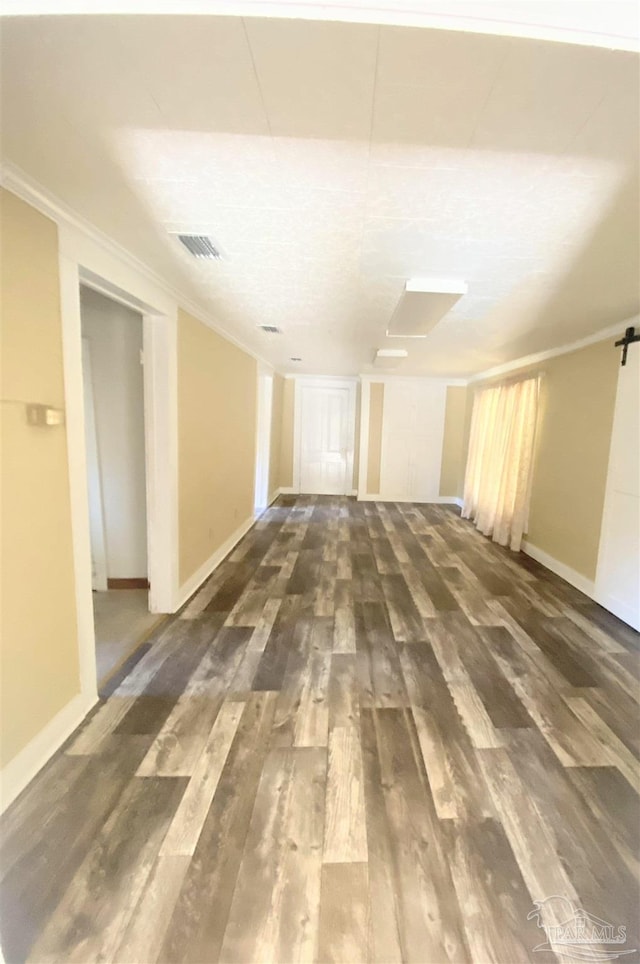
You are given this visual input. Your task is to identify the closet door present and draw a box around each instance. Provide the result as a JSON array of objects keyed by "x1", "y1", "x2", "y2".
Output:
[
  {"x1": 595, "y1": 349, "x2": 640, "y2": 630},
  {"x1": 379, "y1": 381, "x2": 447, "y2": 502}
]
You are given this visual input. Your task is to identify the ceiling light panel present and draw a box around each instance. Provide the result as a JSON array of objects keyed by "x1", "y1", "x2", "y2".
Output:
[
  {"x1": 387, "y1": 279, "x2": 468, "y2": 337},
  {"x1": 374, "y1": 348, "x2": 408, "y2": 369}
]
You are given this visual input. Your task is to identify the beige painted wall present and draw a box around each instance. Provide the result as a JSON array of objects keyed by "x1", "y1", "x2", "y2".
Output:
[
  {"x1": 439, "y1": 385, "x2": 469, "y2": 498},
  {"x1": 279, "y1": 377, "x2": 295, "y2": 489},
  {"x1": 366, "y1": 382, "x2": 385, "y2": 495},
  {"x1": 177, "y1": 309, "x2": 257, "y2": 585},
  {"x1": 1, "y1": 190, "x2": 81, "y2": 768},
  {"x1": 470, "y1": 339, "x2": 619, "y2": 580},
  {"x1": 269, "y1": 373, "x2": 284, "y2": 501}
]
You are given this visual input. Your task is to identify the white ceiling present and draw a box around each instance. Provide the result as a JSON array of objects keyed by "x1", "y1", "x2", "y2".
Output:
[{"x1": 1, "y1": 14, "x2": 638, "y2": 376}]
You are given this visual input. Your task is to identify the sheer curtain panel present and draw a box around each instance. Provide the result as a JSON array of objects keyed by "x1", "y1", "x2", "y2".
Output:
[{"x1": 462, "y1": 375, "x2": 540, "y2": 551}]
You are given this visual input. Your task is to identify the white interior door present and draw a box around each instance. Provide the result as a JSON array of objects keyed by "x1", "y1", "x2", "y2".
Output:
[
  {"x1": 81, "y1": 338, "x2": 108, "y2": 592},
  {"x1": 254, "y1": 372, "x2": 273, "y2": 515},
  {"x1": 299, "y1": 384, "x2": 353, "y2": 495},
  {"x1": 595, "y1": 347, "x2": 640, "y2": 630},
  {"x1": 379, "y1": 380, "x2": 447, "y2": 502}
]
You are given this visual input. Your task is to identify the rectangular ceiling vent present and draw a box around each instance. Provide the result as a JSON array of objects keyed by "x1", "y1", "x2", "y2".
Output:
[
  {"x1": 258, "y1": 324, "x2": 282, "y2": 334},
  {"x1": 175, "y1": 234, "x2": 222, "y2": 260}
]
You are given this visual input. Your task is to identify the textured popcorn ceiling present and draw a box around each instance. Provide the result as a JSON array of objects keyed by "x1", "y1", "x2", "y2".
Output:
[{"x1": 1, "y1": 16, "x2": 638, "y2": 375}]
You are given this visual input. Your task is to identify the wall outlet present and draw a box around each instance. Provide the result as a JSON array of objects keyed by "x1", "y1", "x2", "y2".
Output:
[{"x1": 26, "y1": 404, "x2": 65, "y2": 427}]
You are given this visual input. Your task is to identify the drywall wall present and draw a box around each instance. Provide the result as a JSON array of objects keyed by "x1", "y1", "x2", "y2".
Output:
[
  {"x1": 80, "y1": 286, "x2": 147, "y2": 579},
  {"x1": 470, "y1": 338, "x2": 619, "y2": 580},
  {"x1": 439, "y1": 385, "x2": 469, "y2": 498},
  {"x1": 177, "y1": 309, "x2": 257, "y2": 586},
  {"x1": 269, "y1": 373, "x2": 284, "y2": 501},
  {"x1": 0, "y1": 189, "x2": 80, "y2": 768},
  {"x1": 366, "y1": 382, "x2": 385, "y2": 495}
]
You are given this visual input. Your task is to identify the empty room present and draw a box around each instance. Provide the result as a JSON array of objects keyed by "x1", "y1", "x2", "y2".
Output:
[{"x1": 1, "y1": 2, "x2": 639, "y2": 963}]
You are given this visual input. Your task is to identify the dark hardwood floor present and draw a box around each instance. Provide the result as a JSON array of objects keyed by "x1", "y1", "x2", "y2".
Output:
[{"x1": 1, "y1": 496, "x2": 639, "y2": 963}]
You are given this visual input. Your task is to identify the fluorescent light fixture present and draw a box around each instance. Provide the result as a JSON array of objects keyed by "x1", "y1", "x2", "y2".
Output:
[
  {"x1": 374, "y1": 348, "x2": 408, "y2": 369},
  {"x1": 387, "y1": 277, "x2": 468, "y2": 338}
]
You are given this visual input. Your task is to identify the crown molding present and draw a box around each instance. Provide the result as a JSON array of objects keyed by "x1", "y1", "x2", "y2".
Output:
[
  {"x1": 358, "y1": 373, "x2": 468, "y2": 385},
  {"x1": 284, "y1": 373, "x2": 358, "y2": 384},
  {"x1": 0, "y1": 160, "x2": 273, "y2": 370},
  {"x1": 468, "y1": 319, "x2": 637, "y2": 383}
]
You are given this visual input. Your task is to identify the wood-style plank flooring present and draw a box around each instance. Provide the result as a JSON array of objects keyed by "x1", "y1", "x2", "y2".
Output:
[{"x1": 1, "y1": 496, "x2": 639, "y2": 963}]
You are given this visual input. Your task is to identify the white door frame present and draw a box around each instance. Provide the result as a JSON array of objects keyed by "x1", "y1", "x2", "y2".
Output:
[
  {"x1": 58, "y1": 225, "x2": 179, "y2": 706},
  {"x1": 254, "y1": 367, "x2": 274, "y2": 516},
  {"x1": 292, "y1": 375, "x2": 357, "y2": 495},
  {"x1": 81, "y1": 337, "x2": 108, "y2": 592}
]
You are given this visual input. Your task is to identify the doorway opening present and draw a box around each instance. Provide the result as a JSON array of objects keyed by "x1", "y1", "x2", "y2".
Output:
[{"x1": 79, "y1": 285, "x2": 163, "y2": 688}]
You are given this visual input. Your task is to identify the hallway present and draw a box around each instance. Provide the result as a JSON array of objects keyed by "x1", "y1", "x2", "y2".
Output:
[{"x1": 1, "y1": 496, "x2": 638, "y2": 963}]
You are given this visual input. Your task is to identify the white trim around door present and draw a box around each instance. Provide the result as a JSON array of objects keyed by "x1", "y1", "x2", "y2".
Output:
[
  {"x1": 58, "y1": 221, "x2": 180, "y2": 716},
  {"x1": 292, "y1": 376, "x2": 357, "y2": 495}
]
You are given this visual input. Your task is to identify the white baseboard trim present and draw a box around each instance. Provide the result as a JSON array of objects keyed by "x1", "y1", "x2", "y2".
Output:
[
  {"x1": 277, "y1": 487, "x2": 358, "y2": 497},
  {"x1": 356, "y1": 493, "x2": 463, "y2": 505},
  {"x1": 175, "y1": 514, "x2": 255, "y2": 611},
  {"x1": 0, "y1": 690, "x2": 98, "y2": 814},
  {"x1": 434, "y1": 496, "x2": 464, "y2": 507},
  {"x1": 521, "y1": 540, "x2": 595, "y2": 598}
]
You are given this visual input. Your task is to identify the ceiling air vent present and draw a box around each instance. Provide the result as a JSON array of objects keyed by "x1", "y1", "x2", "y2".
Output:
[
  {"x1": 175, "y1": 234, "x2": 221, "y2": 260},
  {"x1": 258, "y1": 325, "x2": 282, "y2": 334}
]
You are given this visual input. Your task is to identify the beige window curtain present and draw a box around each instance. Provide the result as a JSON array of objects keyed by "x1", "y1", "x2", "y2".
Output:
[{"x1": 462, "y1": 375, "x2": 540, "y2": 551}]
